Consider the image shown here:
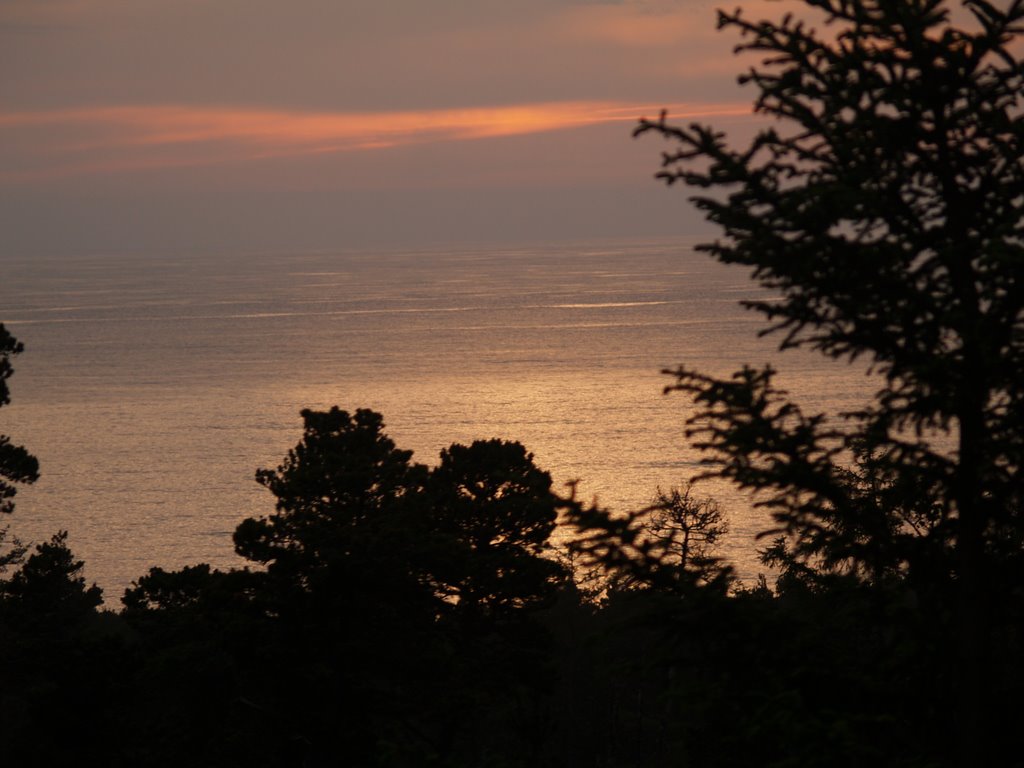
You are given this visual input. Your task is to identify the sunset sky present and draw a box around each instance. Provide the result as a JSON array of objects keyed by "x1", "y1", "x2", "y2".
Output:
[{"x1": 1, "y1": 0, "x2": 789, "y2": 254}]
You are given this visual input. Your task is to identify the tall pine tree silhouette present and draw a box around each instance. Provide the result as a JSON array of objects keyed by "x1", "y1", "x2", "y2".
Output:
[{"x1": 635, "y1": 1, "x2": 1024, "y2": 762}]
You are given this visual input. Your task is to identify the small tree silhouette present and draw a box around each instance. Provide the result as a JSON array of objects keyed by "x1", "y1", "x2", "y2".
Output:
[
  {"x1": 642, "y1": 485, "x2": 729, "y2": 585},
  {"x1": 0, "y1": 325, "x2": 39, "y2": 595},
  {"x1": 568, "y1": 483, "x2": 733, "y2": 595},
  {"x1": 3, "y1": 531, "x2": 102, "y2": 619},
  {"x1": 0, "y1": 324, "x2": 39, "y2": 517}
]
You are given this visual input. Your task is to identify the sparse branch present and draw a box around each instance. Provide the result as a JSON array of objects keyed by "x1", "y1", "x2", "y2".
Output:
[{"x1": 0, "y1": 325, "x2": 39, "y2": 516}]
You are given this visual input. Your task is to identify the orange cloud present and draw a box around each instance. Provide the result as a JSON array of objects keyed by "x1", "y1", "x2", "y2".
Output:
[{"x1": 0, "y1": 101, "x2": 751, "y2": 182}]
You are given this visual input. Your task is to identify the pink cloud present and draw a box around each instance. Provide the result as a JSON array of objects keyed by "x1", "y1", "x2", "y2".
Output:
[{"x1": 0, "y1": 101, "x2": 751, "y2": 181}]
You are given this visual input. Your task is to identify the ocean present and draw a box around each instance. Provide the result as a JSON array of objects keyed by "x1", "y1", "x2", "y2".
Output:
[{"x1": 0, "y1": 238, "x2": 877, "y2": 597}]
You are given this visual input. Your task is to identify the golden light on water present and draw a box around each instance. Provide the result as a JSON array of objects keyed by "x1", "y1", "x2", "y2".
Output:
[{"x1": 3, "y1": 241, "x2": 826, "y2": 591}]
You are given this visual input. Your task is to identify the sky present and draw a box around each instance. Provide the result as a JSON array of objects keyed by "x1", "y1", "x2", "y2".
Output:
[{"x1": 1, "y1": 0, "x2": 790, "y2": 254}]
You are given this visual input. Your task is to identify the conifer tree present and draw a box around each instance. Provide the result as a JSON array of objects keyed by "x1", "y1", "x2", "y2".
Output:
[
  {"x1": 639, "y1": 0, "x2": 1024, "y2": 590},
  {"x1": 634, "y1": 2, "x2": 1024, "y2": 761},
  {"x1": 0, "y1": 324, "x2": 38, "y2": 517}
]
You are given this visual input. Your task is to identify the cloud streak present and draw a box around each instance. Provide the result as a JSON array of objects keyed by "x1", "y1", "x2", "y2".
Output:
[{"x1": 1, "y1": 101, "x2": 750, "y2": 182}]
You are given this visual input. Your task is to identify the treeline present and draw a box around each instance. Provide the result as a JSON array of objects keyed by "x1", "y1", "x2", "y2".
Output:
[{"x1": 0, "y1": 402, "x2": 1021, "y2": 766}]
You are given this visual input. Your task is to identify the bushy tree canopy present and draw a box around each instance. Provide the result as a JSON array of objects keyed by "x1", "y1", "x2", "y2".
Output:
[
  {"x1": 3, "y1": 531, "x2": 102, "y2": 619},
  {"x1": 233, "y1": 408, "x2": 565, "y2": 618},
  {"x1": 426, "y1": 439, "x2": 565, "y2": 615},
  {"x1": 234, "y1": 407, "x2": 427, "y2": 602}
]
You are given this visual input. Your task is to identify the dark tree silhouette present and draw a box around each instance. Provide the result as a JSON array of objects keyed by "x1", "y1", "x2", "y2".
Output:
[
  {"x1": 0, "y1": 530, "x2": 26, "y2": 578},
  {"x1": 569, "y1": 483, "x2": 733, "y2": 595},
  {"x1": 0, "y1": 532, "x2": 118, "y2": 767},
  {"x1": 639, "y1": 0, "x2": 1024, "y2": 588},
  {"x1": 3, "y1": 531, "x2": 102, "y2": 620},
  {"x1": 426, "y1": 439, "x2": 566, "y2": 616},
  {"x1": 642, "y1": 485, "x2": 731, "y2": 585},
  {"x1": 0, "y1": 325, "x2": 38, "y2": 584},
  {"x1": 234, "y1": 406, "x2": 431, "y2": 613},
  {"x1": 633, "y1": 0, "x2": 1024, "y2": 761},
  {"x1": 0, "y1": 324, "x2": 38, "y2": 517},
  {"x1": 219, "y1": 410, "x2": 572, "y2": 763},
  {"x1": 236, "y1": 409, "x2": 567, "y2": 619}
]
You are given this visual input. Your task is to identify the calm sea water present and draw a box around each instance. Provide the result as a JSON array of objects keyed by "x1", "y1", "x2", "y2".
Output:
[{"x1": 0, "y1": 238, "x2": 877, "y2": 597}]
